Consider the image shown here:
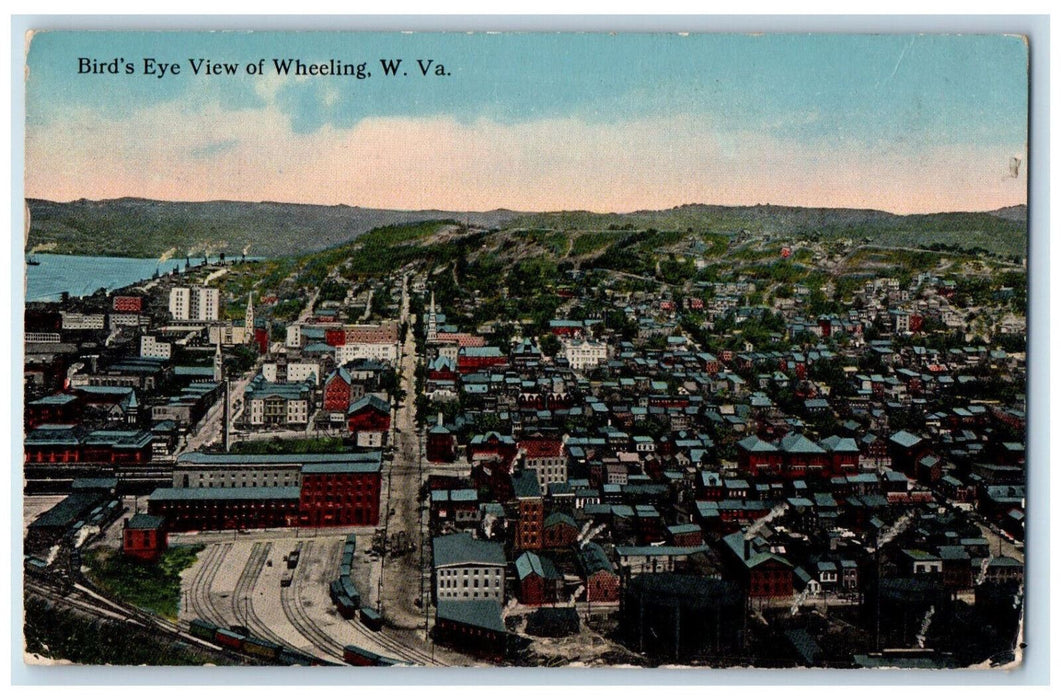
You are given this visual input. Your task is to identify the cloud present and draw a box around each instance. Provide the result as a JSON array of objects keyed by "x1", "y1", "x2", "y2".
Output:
[
  {"x1": 25, "y1": 100, "x2": 1026, "y2": 215},
  {"x1": 189, "y1": 138, "x2": 240, "y2": 159}
]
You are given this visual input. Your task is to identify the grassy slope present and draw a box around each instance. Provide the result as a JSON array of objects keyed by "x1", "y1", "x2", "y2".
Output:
[
  {"x1": 27, "y1": 198, "x2": 1027, "y2": 260},
  {"x1": 83, "y1": 544, "x2": 204, "y2": 620}
]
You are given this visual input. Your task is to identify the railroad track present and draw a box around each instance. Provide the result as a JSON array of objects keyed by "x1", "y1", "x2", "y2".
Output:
[
  {"x1": 350, "y1": 617, "x2": 448, "y2": 667},
  {"x1": 188, "y1": 543, "x2": 232, "y2": 626},
  {"x1": 26, "y1": 572, "x2": 237, "y2": 661},
  {"x1": 279, "y1": 543, "x2": 346, "y2": 662},
  {"x1": 231, "y1": 542, "x2": 287, "y2": 646},
  {"x1": 322, "y1": 539, "x2": 446, "y2": 668}
]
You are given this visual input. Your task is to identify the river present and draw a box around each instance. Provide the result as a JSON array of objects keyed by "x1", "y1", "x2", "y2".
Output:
[{"x1": 24, "y1": 254, "x2": 234, "y2": 302}]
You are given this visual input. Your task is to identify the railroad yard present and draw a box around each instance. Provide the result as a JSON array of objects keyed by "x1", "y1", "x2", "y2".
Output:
[{"x1": 173, "y1": 531, "x2": 464, "y2": 667}]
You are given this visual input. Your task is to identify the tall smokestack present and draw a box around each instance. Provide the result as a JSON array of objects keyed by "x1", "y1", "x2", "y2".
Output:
[
  {"x1": 744, "y1": 538, "x2": 751, "y2": 561},
  {"x1": 223, "y1": 380, "x2": 231, "y2": 452}
]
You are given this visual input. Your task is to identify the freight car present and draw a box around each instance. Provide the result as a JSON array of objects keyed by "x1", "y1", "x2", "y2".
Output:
[
  {"x1": 215, "y1": 627, "x2": 247, "y2": 651},
  {"x1": 342, "y1": 643, "x2": 398, "y2": 667},
  {"x1": 243, "y1": 637, "x2": 283, "y2": 661},
  {"x1": 287, "y1": 542, "x2": 304, "y2": 569},
  {"x1": 187, "y1": 619, "x2": 293, "y2": 663},
  {"x1": 330, "y1": 580, "x2": 358, "y2": 619},
  {"x1": 360, "y1": 606, "x2": 384, "y2": 632},
  {"x1": 278, "y1": 647, "x2": 322, "y2": 666},
  {"x1": 189, "y1": 618, "x2": 220, "y2": 642}
]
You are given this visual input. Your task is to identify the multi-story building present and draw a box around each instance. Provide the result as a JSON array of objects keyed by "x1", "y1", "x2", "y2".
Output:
[
  {"x1": 512, "y1": 470, "x2": 544, "y2": 551},
  {"x1": 563, "y1": 338, "x2": 608, "y2": 371},
  {"x1": 243, "y1": 376, "x2": 315, "y2": 428},
  {"x1": 60, "y1": 312, "x2": 105, "y2": 330},
  {"x1": 519, "y1": 436, "x2": 567, "y2": 490},
  {"x1": 155, "y1": 452, "x2": 383, "y2": 530},
  {"x1": 169, "y1": 286, "x2": 220, "y2": 321},
  {"x1": 433, "y1": 532, "x2": 506, "y2": 603},
  {"x1": 140, "y1": 335, "x2": 172, "y2": 360}
]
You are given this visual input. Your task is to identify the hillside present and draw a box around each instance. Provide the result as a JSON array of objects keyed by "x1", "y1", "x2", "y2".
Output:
[
  {"x1": 26, "y1": 198, "x2": 1028, "y2": 260},
  {"x1": 25, "y1": 198, "x2": 523, "y2": 259}
]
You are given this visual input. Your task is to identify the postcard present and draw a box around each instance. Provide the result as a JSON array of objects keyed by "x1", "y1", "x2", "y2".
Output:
[{"x1": 21, "y1": 29, "x2": 1028, "y2": 671}]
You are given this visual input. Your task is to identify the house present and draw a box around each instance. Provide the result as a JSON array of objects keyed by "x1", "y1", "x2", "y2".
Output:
[
  {"x1": 543, "y1": 512, "x2": 579, "y2": 549},
  {"x1": 515, "y1": 551, "x2": 563, "y2": 606},
  {"x1": 122, "y1": 513, "x2": 167, "y2": 562},
  {"x1": 346, "y1": 394, "x2": 391, "y2": 447},
  {"x1": 578, "y1": 541, "x2": 619, "y2": 602},
  {"x1": 721, "y1": 531, "x2": 794, "y2": 601}
]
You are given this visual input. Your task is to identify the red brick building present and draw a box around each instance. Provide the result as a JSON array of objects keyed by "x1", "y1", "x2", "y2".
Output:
[
  {"x1": 427, "y1": 422, "x2": 457, "y2": 463},
  {"x1": 26, "y1": 394, "x2": 82, "y2": 430},
  {"x1": 148, "y1": 486, "x2": 302, "y2": 531},
  {"x1": 299, "y1": 461, "x2": 382, "y2": 527},
  {"x1": 122, "y1": 513, "x2": 168, "y2": 562},
  {"x1": 543, "y1": 512, "x2": 579, "y2": 548},
  {"x1": 778, "y1": 433, "x2": 828, "y2": 479},
  {"x1": 323, "y1": 367, "x2": 354, "y2": 412},
  {"x1": 24, "y1": 425, "x2": 153, "y2": 464},
  {"x1": 736, "y1": 435, "x2": 781, "y2": 477},
  {"x1": 253, "y1": 327, "x2": 269, "y2": 354},
  {"x1": 515, "y1": 551, "x2": 563, "y2": 606},
  {"x1": 512, "y1": 471, "x2": 543, "y2": 551},
  {"x1": 456, "y1": 346, "x2": 507, "y2": 373},
  {"x1": 579, "y1": 542, "x2": 619, "y2": 603},
  {"x1": 113, "y1": 295, "x2": 143, "y2": 313},
  {"x1": 346, "y1": 395, "x2": 391, "y2": 446},
  {"x1": 820, "y1": 435, "x2": 861, "y2": 477},
  {"x1": 722, "y1": 531, "x2": 793, "y2": 601},
  {"x1": 149, "y1": 453, "x2": 383, "y2": 531}
]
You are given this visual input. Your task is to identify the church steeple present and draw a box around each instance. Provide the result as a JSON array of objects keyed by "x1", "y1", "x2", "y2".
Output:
[
  {"x1": 427, "y1": 290, "x2": 438, "y2": 344},
  {"x1": 245, "y1": 292, "x2": 255, "y2": 342}
]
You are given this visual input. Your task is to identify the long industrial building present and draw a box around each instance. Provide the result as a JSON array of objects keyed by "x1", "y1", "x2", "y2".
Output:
[{"x1": 148, "y1": 451, "x2": 382, "y2": 531}]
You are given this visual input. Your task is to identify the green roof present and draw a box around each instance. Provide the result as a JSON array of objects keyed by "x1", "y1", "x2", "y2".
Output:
[
  {"x1": 127, "y1": 513, "x2": 166, "y2": 530},
  {"x1": 890, "y1": 430, "x2": 924, "y2": 449},
  {"x1": 29, "y1": 492, "x2": 105, "y2": 530},
  {"x1": 436, "y1": 600, "x2": 506, "y2": 634},
  {"x1": 515, "y1": 551, "x2": 561, "y2": 581},
  {"x1": 433, "y1": 533, "x2": 505, "y2": 568},
  {"x1": 178, "y1": 451, "x2": 380, "y2": 466},
  {"x1": 149, "y1": 486, "x2": 300, "y2": 502}
]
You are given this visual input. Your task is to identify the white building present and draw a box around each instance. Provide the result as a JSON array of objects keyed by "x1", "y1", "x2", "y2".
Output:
[
  {"x1": 335, "y1": 342, "x2": 399, "y2": 364},
  {"x1": 563, "y1": 338, "x2": 609, "y2": 371},
  {"x1": 285, "y1": 324, "x2": 302, "y2": 348},
  {"x1": 433, "y1": 533, "x2": 506, "y2": 602},
  {"x1": 208, "y1": 324, "x2": 251, "y2": 346},
  {"x1": 243, "y1": 377, "x2": 314, "y2": 428},
  {"x1": 60, "y1": 312, "x2": 105, "y2": 330},
  {"x1": 261, "y1": 361, "x2": 320, "y2": 384},
  {"x1": 140, "y1": 335, "x2": 172, "y2": 360},
  {"x1": 169, "y1": 286, "x2": 220, "y2": 321},
  {"x1": 109, "y1": 313, "x2": 143, "y2": 330}
]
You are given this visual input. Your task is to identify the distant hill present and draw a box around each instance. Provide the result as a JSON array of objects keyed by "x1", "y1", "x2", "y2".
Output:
[
  {"x1": 986, "y1": 204, "x2": 1028, "y2": 223},
  {"x1": 25, "y1": 197, "x2": 1027, "y2": 259},
  {"x1": 25, "y1": 198, "x2": 524, "y2": 259}
]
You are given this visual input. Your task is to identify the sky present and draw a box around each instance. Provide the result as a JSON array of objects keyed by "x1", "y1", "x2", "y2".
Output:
[{"x1": 23, "y1": 32, "x2": 1029, "y2": 214}]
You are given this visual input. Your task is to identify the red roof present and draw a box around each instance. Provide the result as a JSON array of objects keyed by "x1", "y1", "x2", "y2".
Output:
[{"x1": 520, "y1": 438, "x2": 564, "y2": 459}]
